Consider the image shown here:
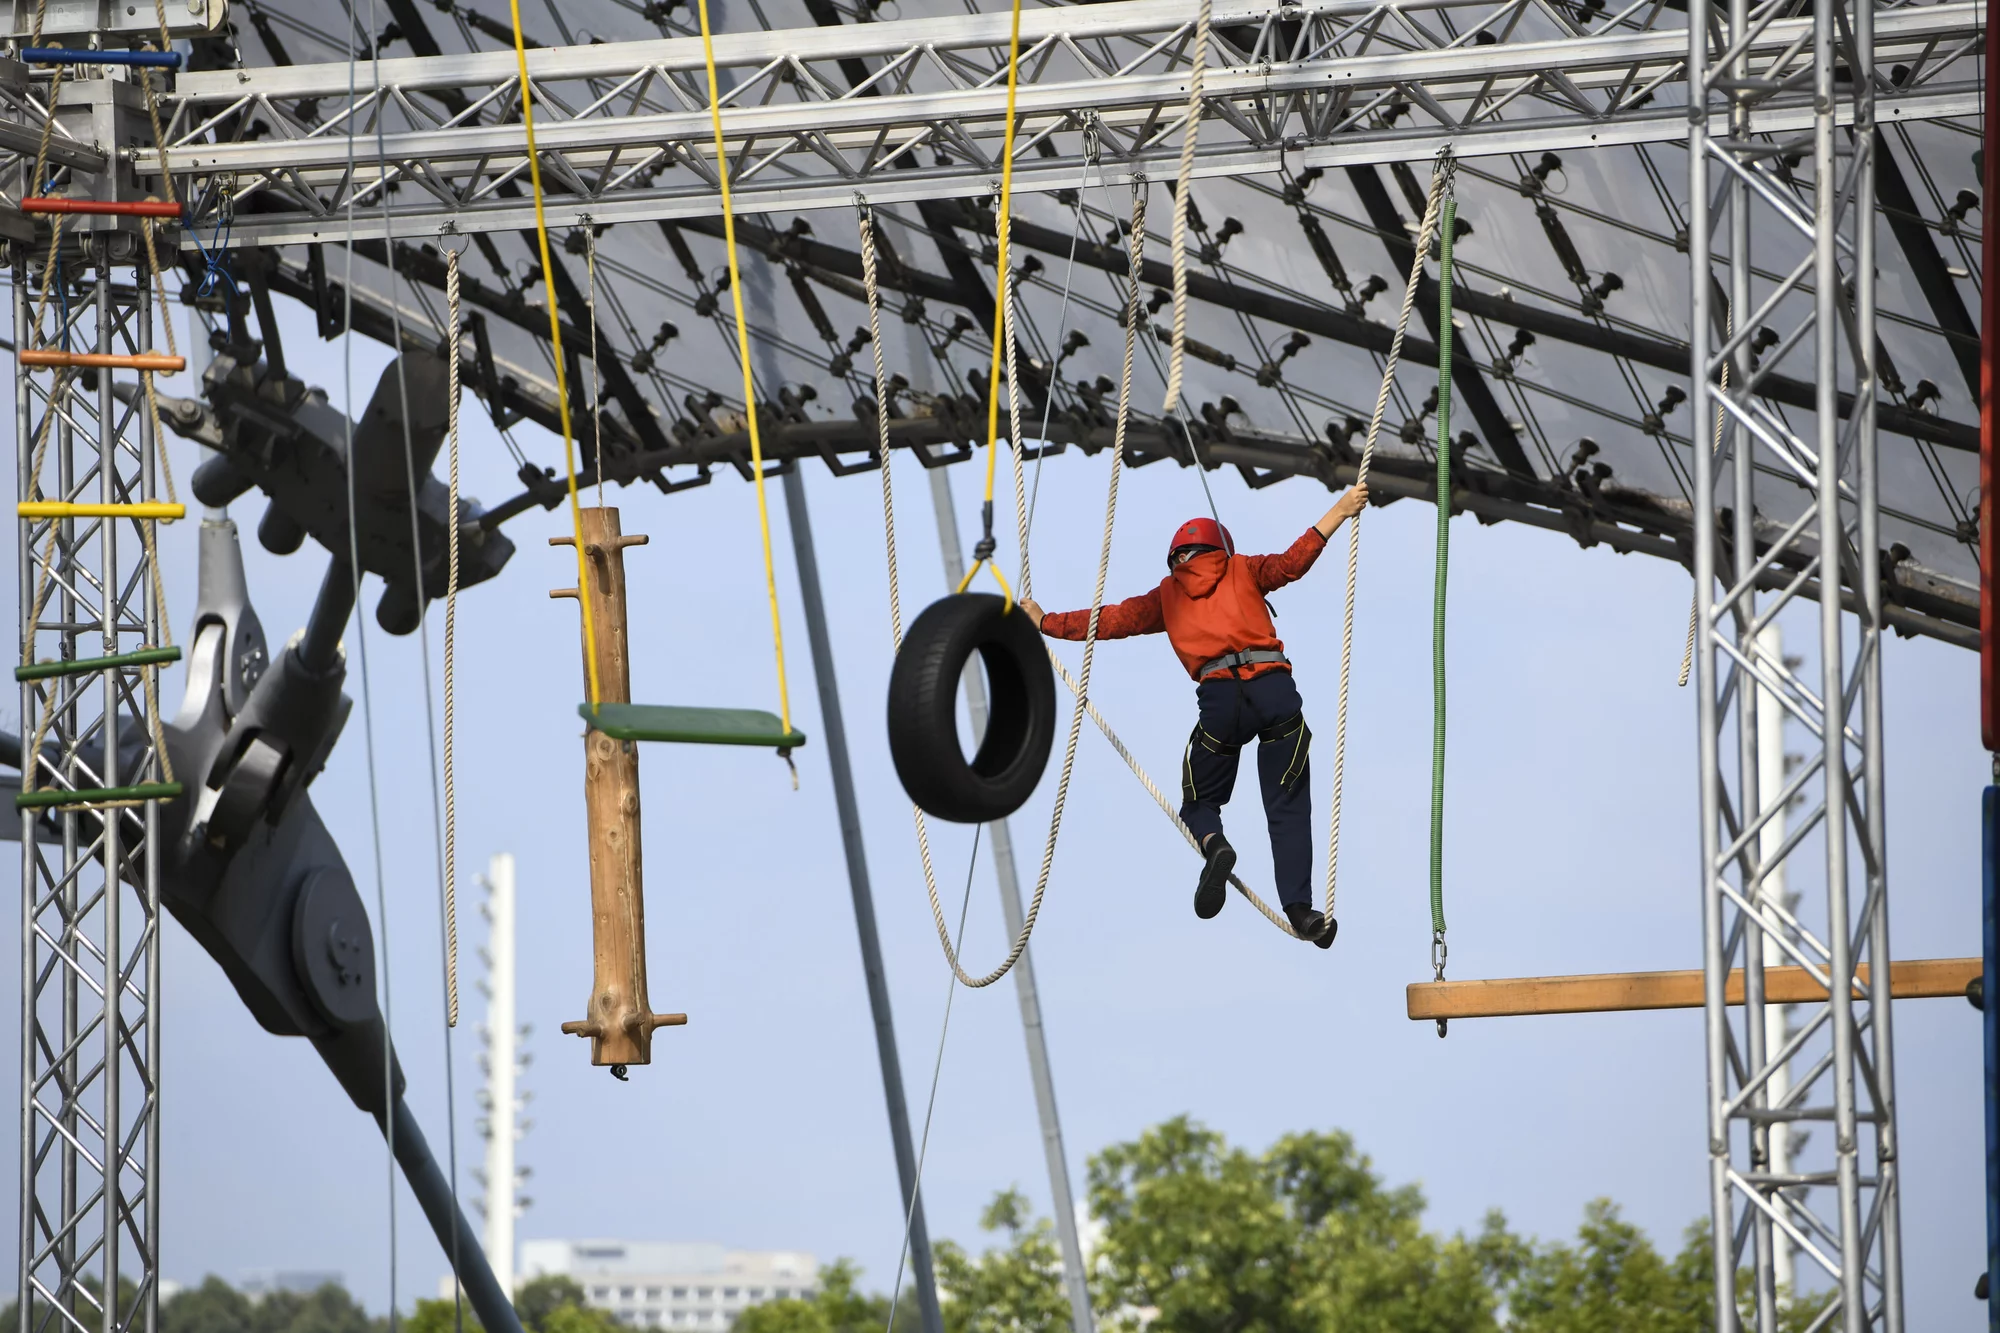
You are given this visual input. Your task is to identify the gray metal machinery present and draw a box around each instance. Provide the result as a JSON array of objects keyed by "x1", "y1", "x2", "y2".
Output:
[
  {"x1": 7, "y1": 0, "x2": 1989, "y2": 1328},
  {"x1": 1689, "y1": 0, "x2": 1900, "y2": 1326}
]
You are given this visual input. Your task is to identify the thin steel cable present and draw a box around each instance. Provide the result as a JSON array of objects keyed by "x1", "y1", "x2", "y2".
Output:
[
  {"x1": 369, "y1": 13, "x2": 468, "y2": 1319},
  {"x1": 1159, "y1": 0, "x2": 1212, "y2": 413},
  {"x1": 1322, "y1": 151, "x2": 1452, "y2": 918},
  {"x1": 1680, "y1": 348, "x2": 1729, "y2": 687},
  {"x1": 344, "y1": 10, "x2": 398, "y2": 1322},
  {"x1": 1024, "y1": 128, "x2": 1101, "y2": 545},
  {"x1": 883, "y1": 826, "x2": 981, "y2": 1333},
  {"x1": 586, "y1": 227, "x2": 605, "y2": 507}
]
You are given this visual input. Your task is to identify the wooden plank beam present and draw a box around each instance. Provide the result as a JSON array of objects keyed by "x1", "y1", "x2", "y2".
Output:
[{"x1": 1406, "y1": 957, "x2": 1980, "y2": 1021}]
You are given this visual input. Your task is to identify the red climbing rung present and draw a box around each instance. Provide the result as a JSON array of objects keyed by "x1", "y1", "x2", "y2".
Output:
[
  {"x1": 21, "y1": 198, "x2": 182, "y2": 219},
  {"x1": 17, "y1": 350, "x2": 186, "y2": 372}
]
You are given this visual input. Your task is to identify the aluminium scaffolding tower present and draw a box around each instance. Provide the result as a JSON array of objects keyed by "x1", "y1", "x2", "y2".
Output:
[
  {"x1": 15, "y1": 244, "x2": 174, "y2": 1333},
  {"x1": 1688, "y1": 0, "x2": 1901, "y2": 1324}
]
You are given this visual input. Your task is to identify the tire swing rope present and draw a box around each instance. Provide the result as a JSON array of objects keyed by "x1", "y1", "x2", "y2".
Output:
[
  {"x1": 958, "y1": 0, "x2": 1028, "y2": 607},
  {"x1": 859, "y1": 185, "x2": 1142, "y2": 989},
  {"x1": 1322, "y1": 148, "x2": 1454, "y2": 922}
]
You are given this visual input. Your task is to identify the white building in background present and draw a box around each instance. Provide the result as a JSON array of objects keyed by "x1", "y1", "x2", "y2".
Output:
[{"x1": 521, "y1": 1241, "x2": 818, "y2": 1328}]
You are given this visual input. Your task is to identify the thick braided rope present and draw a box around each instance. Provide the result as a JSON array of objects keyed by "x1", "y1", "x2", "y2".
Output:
[
  {"x1": 1322, "y1": 153, "x2": 1450, "y2": 916},
  {"x1": 1002, "y1": 242, "x2": 1033, "y2": 601},
  {"x1": 1159, "y1": 0, "x2": 1212, "y2": 412},
  {"x1": 441, "y1": 246, "x2": 464, "y2": 1028}
]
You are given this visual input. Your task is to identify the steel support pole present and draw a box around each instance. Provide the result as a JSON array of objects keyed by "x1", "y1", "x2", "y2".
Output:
[
  {"x1": 780, "y1": 466, "x2": 946, "y2": 1333},
  {"x1": 1986, "y1": 784, "x2": 1999, "y2": 1329},
  {"x1": 1981, "y1": 4, "x2": 1999, "y2": 1326},
  {"x1": 925, "y1": 465, "x2": 1095, "y2": 1333}
]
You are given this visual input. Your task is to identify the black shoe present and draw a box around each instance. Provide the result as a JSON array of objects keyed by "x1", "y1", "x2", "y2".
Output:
[
  {"x1": 1284, "y1": 903, "x2": 1338, "y2": 949},
  {"x1": 1194, "y1": 835, "x2": 1235, "y2": 919}
]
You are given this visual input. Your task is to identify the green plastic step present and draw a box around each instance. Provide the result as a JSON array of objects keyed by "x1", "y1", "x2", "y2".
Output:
[{"x1": 580, "y1": 702, "x2": 807, "y2": 750}]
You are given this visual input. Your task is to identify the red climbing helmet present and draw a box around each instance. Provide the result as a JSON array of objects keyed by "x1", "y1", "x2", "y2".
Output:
[{"x1": 1167, "y1": 517, "x2": 1234, "y2": 568}]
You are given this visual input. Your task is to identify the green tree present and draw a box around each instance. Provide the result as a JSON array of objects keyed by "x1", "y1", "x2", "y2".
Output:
[
  {"x1": 1084, "y1": 1116, "x2": 1510, "y2": 1333},
  {"x1": 1507, "y1": 1201, "x2": 1708, "y2": 1333},
  {"x1": 932, "y1": 1189, "x2": 1071, "y2": 1333},
  {"x1": 156, "y1": 1280, "x2": 382, "y2": 1333},
  {"x1": 504, "y1": 1278, "x2": 619, "y2": 1333},
  {"x1": 733, "y1": 1260, "x2": 913, "y2": 1333}
]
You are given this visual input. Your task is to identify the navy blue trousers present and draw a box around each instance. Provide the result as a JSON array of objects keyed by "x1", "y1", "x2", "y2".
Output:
[{"x1": 1178, "y1": 670, "x2": 1314, "y2": 908}]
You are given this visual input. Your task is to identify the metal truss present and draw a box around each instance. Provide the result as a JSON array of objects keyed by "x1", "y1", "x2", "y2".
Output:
[
  {"x1": 1688, "y1": 0, "x2": 1900, "y2": 1321},
  {"x1": 147, "y1": 0, "x2": 1981, "y2": 244},
  {"x1": 14, "y1": 248, "x2": 170, "y2": 1333}
]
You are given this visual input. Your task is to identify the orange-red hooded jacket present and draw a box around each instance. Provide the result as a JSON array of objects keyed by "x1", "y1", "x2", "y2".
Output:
[{"x1": 1038, "y1": 527, "x2": 1328, "y2": 681}]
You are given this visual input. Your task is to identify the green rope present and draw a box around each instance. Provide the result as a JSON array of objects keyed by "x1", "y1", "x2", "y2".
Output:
[{"x1": 1429, "y1": 195, "x2": 1456, "y2": 969}]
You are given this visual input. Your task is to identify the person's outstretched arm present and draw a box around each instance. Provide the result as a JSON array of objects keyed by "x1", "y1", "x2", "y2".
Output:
[
  {"x1": 1021, "y1": 587, "x2": 1164, "y2": 639},
  {"x1": 1251, "y1": 482, "x2": 1370, "y2": 592}
]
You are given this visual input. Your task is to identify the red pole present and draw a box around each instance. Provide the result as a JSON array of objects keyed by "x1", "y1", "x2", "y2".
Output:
[
  {"x1": 1983, "y1": 7, "x2": 1997, "y2": 750},
  {"x1": 19, "y1": 198, "x2": 182, "y2": 219}
]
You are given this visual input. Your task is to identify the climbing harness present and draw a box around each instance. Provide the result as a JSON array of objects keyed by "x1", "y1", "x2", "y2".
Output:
[
  {"x1": 1323, "y1": 149, "x2": 1456, "y2": 926},
  {"x1": 1159, "y1": 0, "x2": 1214, "y2": 414},
  {"x1": 862, "y1": 182, "x2": 1140, "y2": 988},
  {"x1": 1429, "y1": 189, "x2": 1457, "y2": 1035}
]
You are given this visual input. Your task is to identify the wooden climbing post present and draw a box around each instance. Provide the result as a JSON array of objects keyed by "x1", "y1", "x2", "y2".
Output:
[{"x1": 552, "y1": 507, "x2": 686, "y2": 1068}]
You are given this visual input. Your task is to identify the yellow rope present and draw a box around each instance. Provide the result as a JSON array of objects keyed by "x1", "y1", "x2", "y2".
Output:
[
  {"x1": 695, "y1": 0, "x2": 794, "y2": 736},
  {"x1": 506, "y1": 0, "x2": 602, "y2": 709},
  {"x1": 958, "y1": 0, "x2": 1026, "y2": 607}
]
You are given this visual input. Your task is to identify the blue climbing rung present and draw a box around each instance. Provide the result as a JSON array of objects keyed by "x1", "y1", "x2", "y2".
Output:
[
  {"x1": 580, "y1": 702, "x2": 806, "y2": 750},
  {"x1": 20, "y1": 48, "x2": 182, "y2": 68}
]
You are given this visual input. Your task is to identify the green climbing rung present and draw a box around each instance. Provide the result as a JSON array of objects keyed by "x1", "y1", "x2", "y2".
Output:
[
  {"x1": 579, "y1": 702, "x2": 807, "y2": 750},
  {"x1": 17, "y1": 781, "x2": 184, "y2": 810},
  {"x1": 16, "y1": 645, "x2": 181, "y2": 682}
]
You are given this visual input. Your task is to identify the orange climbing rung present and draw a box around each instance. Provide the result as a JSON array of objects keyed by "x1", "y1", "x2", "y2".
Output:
[
  {"x1": 20, "y1": 198, "x2": 183, "y2": 219},
  {"x1": 17, "y1": 349, "x2": 184, "y2": 372}
]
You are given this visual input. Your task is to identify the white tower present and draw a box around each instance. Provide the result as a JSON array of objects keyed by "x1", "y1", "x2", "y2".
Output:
[
  {"x1": 478, "y1": 852, "x2": 532, "y2": 1292},
  {"x1": 1755, "y1": 624, "x2": 1797, "y2": 1300}
]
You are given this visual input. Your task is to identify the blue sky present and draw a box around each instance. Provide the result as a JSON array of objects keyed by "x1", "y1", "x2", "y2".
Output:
[{"x1": 1, "y1": 296, "x2": 1985, "y2": 1328}]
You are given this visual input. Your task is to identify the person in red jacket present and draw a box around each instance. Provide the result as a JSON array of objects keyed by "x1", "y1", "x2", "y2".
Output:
[{"x1": 1021, "y1": 484, "x2": 1368, "y2": 946}]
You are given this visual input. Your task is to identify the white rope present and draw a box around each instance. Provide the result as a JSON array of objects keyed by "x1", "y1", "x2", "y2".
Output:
[
  {"x1": 1043, "y1": 647, "x2": 1299, "y2": 936},
  {"x1": 1322, "y1": 151, "x2": 1453, "y2": 918},
  {"x1": 1159, "y1": 0, "x2": 1213, "y2": 412},
  {"x1": 442, "y1": 245, "x2": 463, "y2": 1029},
  {"x1": 860, "y1": 189, "x2": 1140, "y2": 988}
]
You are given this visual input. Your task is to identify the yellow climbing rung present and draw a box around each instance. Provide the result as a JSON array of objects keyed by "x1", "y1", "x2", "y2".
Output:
[
  {"x1": 18, "y1": 501, "x2": 185, "y2": 521},
  {"x1": 18, "y1": 349, "x2": 185, "y2": 372}
]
